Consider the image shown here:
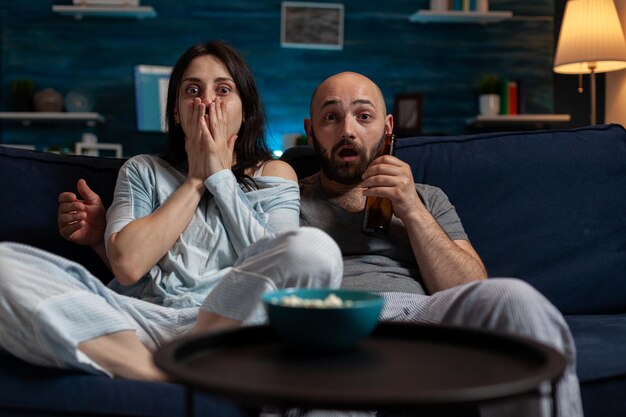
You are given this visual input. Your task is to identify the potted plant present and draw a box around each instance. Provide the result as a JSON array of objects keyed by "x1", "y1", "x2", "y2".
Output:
[
  {"x1": 9, "y1": 78, "x2": 35, "y2": 112},
  {"x1": 475, "y1": 74, "x2": 501, "y2": 116}
]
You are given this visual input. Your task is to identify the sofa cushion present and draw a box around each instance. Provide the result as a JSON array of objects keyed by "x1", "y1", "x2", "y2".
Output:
[
  {"x1": 0, "y1": 353, "x2": 247, "y2": 417},
  {"x1": 565, "y1": 314, "x2": 626, "y2": 383},
  {"x1": 565, "y1": 314, "x2": 626, "y2": 417},
  {"x1": 281, "y1": 143, "x2": 321, "y2": 179},
  {"x1": 396, "y1": 124, "x2": 626, "y2": 315},
  {"x1": 0, "y1": 145, "x2": 124, "y2": 284},
  {"x1": 579, "y1": 376, "x2": 626, "y2": 417}
]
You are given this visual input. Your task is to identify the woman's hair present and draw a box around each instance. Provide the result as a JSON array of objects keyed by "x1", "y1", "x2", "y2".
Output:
[{"x1": 162, "y1": 40, "x2": 272, "y2": 184}]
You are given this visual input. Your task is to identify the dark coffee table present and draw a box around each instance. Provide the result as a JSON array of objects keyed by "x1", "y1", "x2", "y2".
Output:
[{"x1": 154, "y1": 322, "x2": 566, "y2": 415}]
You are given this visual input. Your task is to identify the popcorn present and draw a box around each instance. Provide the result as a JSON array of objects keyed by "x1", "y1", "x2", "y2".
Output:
[{"x1": 272, "y1": 293, "x2": 354, "y2": 308}]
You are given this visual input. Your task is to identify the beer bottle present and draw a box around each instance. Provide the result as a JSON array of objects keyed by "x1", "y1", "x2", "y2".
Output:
[{"x1": 362, "y1": 133, "x2": 396, "y2": 236}]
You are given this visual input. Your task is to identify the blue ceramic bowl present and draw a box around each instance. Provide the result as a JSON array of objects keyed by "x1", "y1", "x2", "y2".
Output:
[{"x1": 262, "y1": 288, "x2": 384, "y2": 351}]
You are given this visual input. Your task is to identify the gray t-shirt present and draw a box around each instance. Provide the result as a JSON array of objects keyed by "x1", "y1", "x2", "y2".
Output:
[{"x1": 299, "y1": 173, "x2": 468, "y2": 294}]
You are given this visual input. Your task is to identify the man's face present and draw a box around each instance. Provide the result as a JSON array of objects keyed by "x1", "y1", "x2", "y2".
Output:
[
  {"x1": 310, "y1": 128, "x2": 386, "y2": 184},
  {"x1": 306, "y1": 73, "x2": 392, "y2": 184}
]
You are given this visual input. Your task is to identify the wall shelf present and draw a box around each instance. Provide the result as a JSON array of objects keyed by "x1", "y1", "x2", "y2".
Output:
[
  {"x1": 52, "y1": 5, "x2": 157, "y2": 20},
  {"x1": 0, "y1": 112, "x2": 105, "y2": 127},
  {"x1": 409, "y1": 10, "x2": 513, "y2": 24},
  {"x1": 465, "y1": 114, "x2": 572, "y2": 133},
  {"x1": 468, "y1": 114, "x2": 571, "y2": 124}
]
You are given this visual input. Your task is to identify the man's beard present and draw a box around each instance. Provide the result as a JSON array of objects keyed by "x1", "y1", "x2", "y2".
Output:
[{"x1": 311, "y1": 129, "x2": 386, "y2": 185}]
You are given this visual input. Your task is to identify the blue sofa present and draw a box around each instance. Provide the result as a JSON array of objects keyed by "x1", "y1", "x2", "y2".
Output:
[{"x1": 1, "y1": 124, "x2": 625, "y2": 416}]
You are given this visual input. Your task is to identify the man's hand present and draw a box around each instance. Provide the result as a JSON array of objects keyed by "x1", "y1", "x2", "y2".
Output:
[
  {"x1": 58, "y1": 179, "x2": 107, "y2": 248},
  {"x1": 361, "y1": 155, "x2": 423, "y2": 221}
]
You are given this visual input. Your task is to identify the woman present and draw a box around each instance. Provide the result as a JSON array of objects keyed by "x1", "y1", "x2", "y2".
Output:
[{"x1": 0, "y1": 41, "x2": 342, "y2": 381}]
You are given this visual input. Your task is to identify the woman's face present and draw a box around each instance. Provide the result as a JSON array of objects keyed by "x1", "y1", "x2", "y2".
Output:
[{"x1": 176, "y1": 54, "x2": 244, "y2": 138}]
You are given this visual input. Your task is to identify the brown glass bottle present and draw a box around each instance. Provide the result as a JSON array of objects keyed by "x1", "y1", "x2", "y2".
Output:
[{"x1": 362, "y1": 133, "x2": 396, "y2": 236}]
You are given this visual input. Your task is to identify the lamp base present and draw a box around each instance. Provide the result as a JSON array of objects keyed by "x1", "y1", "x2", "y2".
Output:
[
  {"x1": 589, "y1": 63, "x2": 597, "y2": 125},
  {"x1": 590, "y1": 68, "x2": 596, "y2": 125}
]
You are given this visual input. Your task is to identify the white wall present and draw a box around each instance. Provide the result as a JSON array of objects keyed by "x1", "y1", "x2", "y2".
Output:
[{"x1": 606, "y1": 0, "x2": 626, "y2": 126}]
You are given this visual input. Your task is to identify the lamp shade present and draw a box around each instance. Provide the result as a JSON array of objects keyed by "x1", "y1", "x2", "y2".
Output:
[{"x1": 554, "y1": 0, "x2": 626, "y2": 74}]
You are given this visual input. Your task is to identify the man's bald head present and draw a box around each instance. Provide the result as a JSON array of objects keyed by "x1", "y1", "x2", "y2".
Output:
[{"x1": 309, "y1": 72, "x2": 387, "y2": 118}]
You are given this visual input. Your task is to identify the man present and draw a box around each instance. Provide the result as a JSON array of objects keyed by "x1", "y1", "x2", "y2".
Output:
[
  {"x1": 58, "y1": 72, "x2": 582, "y2": 417},
  {"x1": 297, "y1": 72, "x2": 581, "y2": 417}
]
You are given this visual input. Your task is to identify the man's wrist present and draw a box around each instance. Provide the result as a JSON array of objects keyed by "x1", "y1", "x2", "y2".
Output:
[
  {"x1": 91, "y1": 240, "x2": 110, "y2": 265},
  {"x1": 401, "y1": 205, "x2": 433, "y2": 226}
]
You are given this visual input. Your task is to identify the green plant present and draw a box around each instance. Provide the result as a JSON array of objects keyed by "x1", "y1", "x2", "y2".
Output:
[
  {"x1": 10, "y1": 78, "x2": 35, "y2": 96},
  {"x1": 475, "y1": 74, "x2": 502, "y2": 95},
  {"x1": 9, "y1": 78, "x2": 35, "y2": 111}
]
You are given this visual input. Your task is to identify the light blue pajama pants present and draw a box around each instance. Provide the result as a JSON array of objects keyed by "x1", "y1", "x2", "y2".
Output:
[{"x1": 0, "y1": 227, "x2": 343, "y2": 376}]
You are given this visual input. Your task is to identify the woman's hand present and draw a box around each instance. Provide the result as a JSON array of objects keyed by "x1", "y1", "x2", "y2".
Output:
[{"x1": 184, "y1": 97, "x2": 237, "y2": 182}]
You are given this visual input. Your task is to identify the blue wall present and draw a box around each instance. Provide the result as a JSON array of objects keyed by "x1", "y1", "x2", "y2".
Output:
[{"x1": 0, "y1": 0, "x2": 555, "y2": 155}]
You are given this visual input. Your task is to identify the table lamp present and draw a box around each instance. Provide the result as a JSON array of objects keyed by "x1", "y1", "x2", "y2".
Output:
[{"x1": 553, "y1": 0, "x2": 626, "y2": 125}]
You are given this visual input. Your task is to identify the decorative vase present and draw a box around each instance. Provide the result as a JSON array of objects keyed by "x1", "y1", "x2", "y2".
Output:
[
  {"x1": 476, "y1": 0, "x2": 489, "y2": 12},
  {"x1": 34, "y1": 88, "x2": 63, "y2": 112},
  {"x1": 479, "y1": 94, "x2": 500, "y2": 116},
  {"x1": 65, "y1": 89, "x2": 94, "y2": 113}
]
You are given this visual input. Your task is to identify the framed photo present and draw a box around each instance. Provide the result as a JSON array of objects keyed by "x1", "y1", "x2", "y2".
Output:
[
  {"x1": 281, "y1": 2, "x2": 344, "y2": 50},
  {"x1": 393, "y1": 93, "x2": 424, "y2": 137}
]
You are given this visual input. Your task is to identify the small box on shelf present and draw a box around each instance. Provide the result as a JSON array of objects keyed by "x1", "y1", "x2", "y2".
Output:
[{"x1": 75, "y1": 142, "x2": 123, "y2": 158}]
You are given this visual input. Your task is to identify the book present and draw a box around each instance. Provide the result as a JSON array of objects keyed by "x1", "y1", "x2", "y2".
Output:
[
  {"x1": 508, "y1": 81, "x2": 518, "y2": 115},
  {"x1": 516, "y1": 78, "x2": 527, "y2": 114},
  {"x1": 500, "y1": 78, "x2": 509, "y2": 115},
  {"x1": 430, "y1": 0, "x2": 450, "y2": 11}
]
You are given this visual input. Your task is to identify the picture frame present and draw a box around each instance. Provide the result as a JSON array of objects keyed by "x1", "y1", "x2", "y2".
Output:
[
  {"x1": 134, "y1": 65, "x2": 171, "y2": 133},
  {"x1": 281, "y1": 2, "x2": 344, "y2": 50},
  {"x1": 393, "y1": 93, "x2": 424, "y2": 137}
]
